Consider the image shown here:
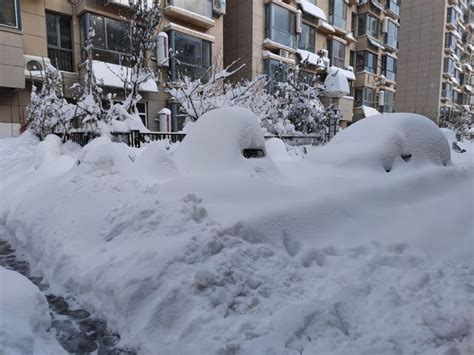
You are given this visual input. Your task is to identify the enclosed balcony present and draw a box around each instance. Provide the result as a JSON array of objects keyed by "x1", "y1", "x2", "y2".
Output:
[{"x1": 164, "y1": 0, "x2": 215, "y2": 29}]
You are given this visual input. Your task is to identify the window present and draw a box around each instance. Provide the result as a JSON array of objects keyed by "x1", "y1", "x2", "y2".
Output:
[
  {"x1": 441, "y1": 82, "x2": 452, "y2": 100},
  {"x1": 385, "y1": 21, "x2": 398, "y2": 49},
  {"x1": 166, "y1": 0, "x2": 213, "y2": 18},
  {"x1": 299, "y1": 23, "x2": 315, "y2": 52},
  {"x1": 382, "y1": 55, "x2": 396, "y2": 81},
  {"x1": 349, "y1": 49, "x2": 355, "y2": 68},
  {"x1": 329, "y1": 0, "x2": 347, "y2": 30},
  {"x1": 0, "y1": 0, "x2": 19, "y2": 28},
  {"x1": 265, "y1": 59, "x2": 288, "y2": 93},
  {"x1": 447, "y1": 7, "x2": 459, "y2": 25},
  {"x1": 356, "y1": 51, "x2": 377, "y2": 74},
  {"x1": 81, "y1": 13, "x2": 132, "y2": 66},
  {"x1": 383, "y1": 91, "x2": 393, "y2": 113},
  {"x1": 351, "y1": 12, "x2": 357, "y2": 34},
  {"x1": 136, "y1": 102, "x2": 148, "y2": 127},
  {"x1": 266, "y1": 4, "x2": 296, "y2": 48},
  {"x1": 46, "y1": 12, "x2": 73, "y2": 72},
  {"x1": 386, "y1": 0, "x2": 400, "y2": 16},
  {"x1": 443, "y1": 57, "x2": 455, "y2": 76},
  {"x1": 445, "y1": 33, "x2": 457, "y2": 51},
  {"x1": 169, "y1": 31, "x2": 211, "y2": 80},
  {"x1": 358, "y1": 13, "x2": 379, "y2": 37},
  {"x1": 355, "y1": 87, "x2": 375, "y2": 107},
  {"x1": 328, "y1": 39, "x2": 345, "y2": 68},
  {"x1": 348, "y1": 80, "x2": 354, "y2": 97}
]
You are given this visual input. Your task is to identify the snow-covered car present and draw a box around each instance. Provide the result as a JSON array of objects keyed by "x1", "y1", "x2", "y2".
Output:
[
  {"x1": 441, "y1": 128, "x2": 467, "y2": 153},
  {"x1": 308, "y1": 113, "x2": 451, "y2": 172}
]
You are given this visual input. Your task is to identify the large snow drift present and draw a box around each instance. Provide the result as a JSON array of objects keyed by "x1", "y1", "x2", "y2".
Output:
[
  {"x1": 173, "y1": 107, "x2": 275, "y2": 174},
  {"x1": 0, "y1": 267, "x2": 65, "y2": 355},
  {"x1": 309, "y1": 113, "x2": 451, "y2": 172},
  {"x1": 0, "y1": 110, "x2": 473, "y2": 355}
]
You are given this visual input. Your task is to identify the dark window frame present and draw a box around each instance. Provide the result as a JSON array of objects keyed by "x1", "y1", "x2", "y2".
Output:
[
  {"x1": 169, "y1": 30, "x2": 212, "y2": 81},
  {"x1": 355, "y1": 87, "x2": 375, "y2": 107},
  {"x1": 356, "y1": 50, "x2": 377, "y2": 74},
  {"x1": 329, "y1": 0, "x2": 347, "y2": 30},
  {"x1": 81, "y1": 12, "x2": 132, "y2": 66},
  {"x1": 0, "y1": 0, "x2": 21, "y2": 29},
  {"x1": 46, "y1": 11, "x2": 74, "y2": 72},
  {"x1": 298, "y1": 22, "x2": 316, "y2": 52},
  {"x1": 265, "y1": 3, "x2": 296, "y2": 49},
  {"x1": 328, "y1": 39, "x2": 345, "y2": 69},
  {"x1": 382, "y1": 55, "x2": 396, "y2": 81},
  {"x1": 385, "y1": 20, "x2": 398, "y2": 49}
]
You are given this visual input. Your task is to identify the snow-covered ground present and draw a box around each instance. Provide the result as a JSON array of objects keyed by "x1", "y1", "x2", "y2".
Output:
[{"x1": 0, "y1": 109, "x2": 473, "y2": 355}]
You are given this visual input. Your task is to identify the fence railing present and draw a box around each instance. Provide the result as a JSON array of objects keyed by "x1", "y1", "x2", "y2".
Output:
[{"x1": 58, "y1": 131, "x2": 322, "y2": 148}]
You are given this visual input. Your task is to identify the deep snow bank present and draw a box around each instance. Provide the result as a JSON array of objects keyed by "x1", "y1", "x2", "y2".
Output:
[
  {"x1": 0, "y1": 266, "x2": 65, "y2": 355},
  {"x1": 0, "y1": 111, "x2": 473, "y2": 355}
]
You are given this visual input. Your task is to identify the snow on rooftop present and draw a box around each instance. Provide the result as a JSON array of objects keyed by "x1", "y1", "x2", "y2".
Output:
[
  {"x1": 362, "y1": 105, "x2": 381, "y2": 117},
  {"x1": 296, "y1": 49, "x2": 325, "y2": 67},
  {"x1": 367, "y1": 36, "x2": 385, "y2": 49},
  {"x1": 319, "y1": 21, "x2": 335, "y2": 33},
  {"x1": 299, "y1": 0, "x2": 327, "y2": 21},
  {"x1": 92, "y1": 61, "x2": 158, "y2": 92},
  {"x1": 329, "y1": 66, "x2": 355, "y2": 80}
]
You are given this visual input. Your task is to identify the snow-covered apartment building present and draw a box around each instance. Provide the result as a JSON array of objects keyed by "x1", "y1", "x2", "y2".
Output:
[
  {"x1": 224, "y1": 0, "x2": 401, "y2": 127},
  {"x1": 0, "y1": 0, "x2": 225, "y2": 137},
  {"x1": 395, "y1": 0, "x2": 474, "y2": 121},
  {"x1": 0, "y1": 0, "x2": 402, "y2": 137}
]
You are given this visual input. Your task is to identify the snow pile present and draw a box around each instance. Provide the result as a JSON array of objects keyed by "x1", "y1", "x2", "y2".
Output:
[
  {"x1": 173, "y1": 107, "x2": 275, "y2": 174},
  {"x1": 309, "y1": 113, "x2": 451, "y2": 172},
  {"x1": 76, "y1": 137, "x2": 134, "y2": 174},
  {"x1": 265, "y1": 138, "x2": 293, "y2": 162},
  {"x1": 34, "y1": 134, "x2": 62, "y2": 169},
  {"x1": 0, "y1": 110, "x2": 472, "y2": 355},
  {"x1": 0, "y1": 267, "x2": 65, "y2": 355}
]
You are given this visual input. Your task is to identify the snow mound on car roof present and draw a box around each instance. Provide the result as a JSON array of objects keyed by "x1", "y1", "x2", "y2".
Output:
[
  {"x1": 309, "y1": 113, "x2": 451, "y2": 172},
  {"x1": 173, "y1": 107, "x2": 276, "y2": 174}
]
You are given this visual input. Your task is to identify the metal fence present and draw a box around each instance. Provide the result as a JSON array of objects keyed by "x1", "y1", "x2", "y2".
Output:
[{"x1": 58, "y1": 131, "x2": 322, "y2": 148}]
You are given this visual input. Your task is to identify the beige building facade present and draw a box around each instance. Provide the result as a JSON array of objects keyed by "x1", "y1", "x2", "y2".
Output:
[
  {"x1": 0, "y1": 0, "x2": 225, "y2": 137},
  {"x1": 395, "y1": 0, "x2": 474, "y2": 122},
  {"x1": 224, "y1": 0, "x2": 401, "y2": 128}
]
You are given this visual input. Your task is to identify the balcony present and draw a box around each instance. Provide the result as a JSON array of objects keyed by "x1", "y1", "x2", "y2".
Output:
[
  {"x1": 385, "y1": 0, "x2": 400, "y2": 18},
  {"x1": 164, "y1": 0, "x2": 215, "y2": 29}
]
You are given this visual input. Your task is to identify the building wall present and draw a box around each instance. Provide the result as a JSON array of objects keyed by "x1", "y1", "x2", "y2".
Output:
[
  {"x1": 395, "y1": 0, "x2": 446, "y2": 121},
  {"x1": 0, "y1": 0, "x2": 225, "y2": 134}
]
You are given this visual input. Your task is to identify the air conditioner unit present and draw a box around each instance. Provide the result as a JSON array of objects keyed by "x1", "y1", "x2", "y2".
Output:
[
  {"x1": 296, "y1": 10, "x2": 302, "y2": 33},
  {"x1": 378, "y1": 90, "x2": 385, "y2": 106},
  {"x1": 24, "y1": 55, "x2": 52, "y2": 80},
  {"x1": 156, "y1": 32, "x2": 169, "y2": 67},
  {"x1": 279, "y1": 49, "x2": 290, "y2": 58},
  {"x1": 382, "y1": 18, "x2": 389, "y2": 33},
  {"x1": 213, "y1": 0, "x2": 226, "y2": 15}
]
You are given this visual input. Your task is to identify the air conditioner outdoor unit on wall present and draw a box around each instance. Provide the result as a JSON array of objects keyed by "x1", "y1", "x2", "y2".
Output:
[
  {"x1": 319, "y1": 49, "x2": 329, "y2": 58},
  {"x1": 213, "y1": 0, "x2": 226, "y2": 15},
  {"x1": 378, "y1": 91, "x2": 385, "y2": 106},
  {"x1": 24, "y1": 55, "x2": 52, "y2": 80},
  {"x1": 382, "y1": 18, "x2": 389, "y2": 33}
]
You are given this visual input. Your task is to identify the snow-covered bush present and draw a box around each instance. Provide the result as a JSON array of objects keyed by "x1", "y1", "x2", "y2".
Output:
[
  {"x1": 26, "y1": 65, "x2": 75, "y2": 140},
  {"x1": 439, "y1": 106, "x2": 473, "y2": 135},
  {"x1": 308, "y1": 113, "x2": 451, "y2": 172}
]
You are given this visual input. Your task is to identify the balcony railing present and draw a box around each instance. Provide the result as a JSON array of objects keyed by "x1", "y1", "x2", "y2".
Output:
[
  {"x1": 166, "y1": 0, "x2": 212, "y2": 19},
  {"x1": 48, "y1": 47, "x2": 73, "y2": 72}
]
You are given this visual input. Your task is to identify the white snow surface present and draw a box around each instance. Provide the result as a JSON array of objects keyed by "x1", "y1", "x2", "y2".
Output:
[
  {"x1": 0, "y1": 110, "x2": 473, "y2": 355},
  {"x1": 0, "y1": 266, "x2": 66, "y2": 355}
]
